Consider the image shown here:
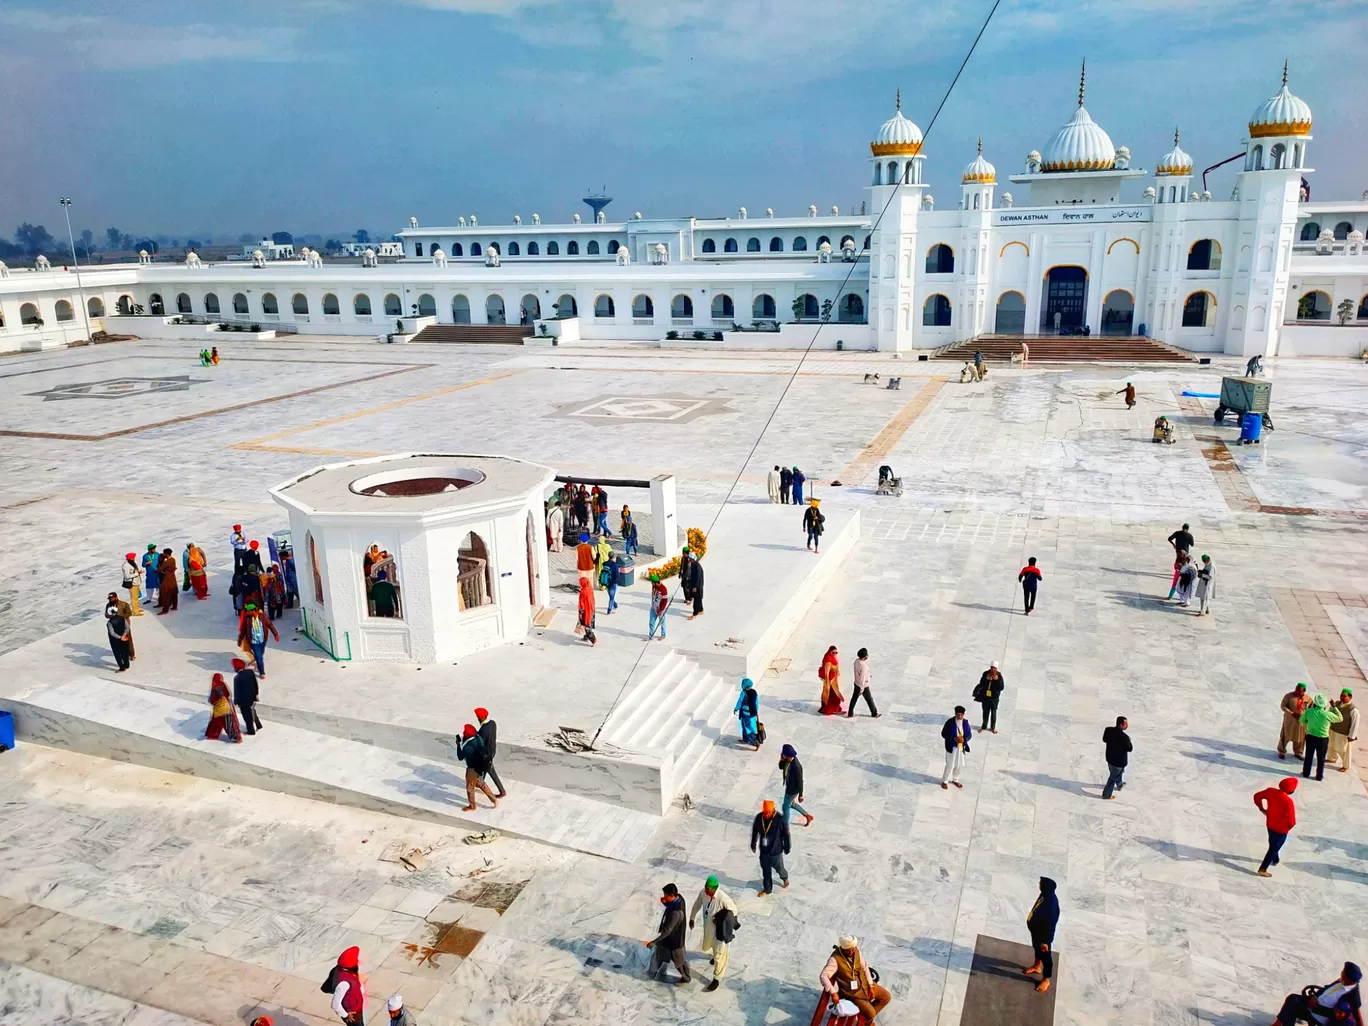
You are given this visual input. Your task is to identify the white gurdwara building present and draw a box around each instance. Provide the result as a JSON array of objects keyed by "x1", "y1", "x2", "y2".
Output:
[{"x1": 2, "y1": 66, "x2": 1365, "y2": 358}]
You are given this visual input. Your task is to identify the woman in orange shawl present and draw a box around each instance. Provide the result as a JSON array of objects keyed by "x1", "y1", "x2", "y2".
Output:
[
  {"x1": 187, "y1": 543, "x2": 209, "y2": 599},
  {"x1": 205, "y1": 673, "x2": 241, "y2": 742},
  {"x1": 576, "y1": 576, "x2": 597, "y2": 646},
  {"x1": 818, "y1": 645, "x2": 844, "y2": 715}
]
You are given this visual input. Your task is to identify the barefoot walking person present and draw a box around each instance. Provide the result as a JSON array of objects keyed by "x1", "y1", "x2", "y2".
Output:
[
  {"x1": 1022, "y1": 877, "x2": 1060, "y2": 994},
  {"x1": 1254, "y1": 777, "x2": 1298, "y2": 877}
]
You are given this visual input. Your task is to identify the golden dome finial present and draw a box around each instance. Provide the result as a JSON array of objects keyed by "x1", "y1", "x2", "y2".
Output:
[
  {"x1": 895, "y1": 87, "x2": 901, "y2": 111},
  {"x1": 1078, "y1": 59, "x2": 1086, "y2": 107}
]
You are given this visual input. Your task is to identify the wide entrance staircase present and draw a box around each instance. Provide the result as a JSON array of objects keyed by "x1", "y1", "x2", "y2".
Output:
[
  {"x1": 596, "y1": 650, "x2": 737, "y2": 801},
  {"x1": 934, "y1": 333, "x2": 1196, "y2": 363},
  {"x1": 410, "y1": 324, "x2": 532, "y2": 344}
]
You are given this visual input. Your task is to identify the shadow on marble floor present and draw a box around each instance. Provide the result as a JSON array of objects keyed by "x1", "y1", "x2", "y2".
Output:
[
  {"x1": 1104, "y1": 589, "x2": 1193, "y2": 613},
  {"x1": 850, "y1": 759, "x2": 943, "y2": 788},
  {"x1": 1132, "y1": 836, "x2": 1260, "y2": 876},
  {"x1": 1180, "y1": 749, "x2": 1290, "y2": 776},
  {"x1": 1283, "y1": 860, "x2": 1368, "y2": 886},
  {"x1": 1299, "y1": 834, "x2": 1368, "y2": 861},
  {"x1": 1099, "y1": 566, "x2": 1171, "y2": 579},
  {"x1": 165, "y1": 708, "x2": 213, "y2": 741},
  {"x1": 1200, "y1": 1008, "x2": 1282, "y2": 1026},
  {"x1": 1001, "y1": 770, "x2": 1092, "y2": 796},
  {"x1": 62, "y1": 641, "x2": 121, "y2": 669},
  {"x1": 693, "y1": 802, "x2": 757, "y2": 828},
  {"x1": 748, "y1": 542, "x2": 811, "y2": 552},
  {"x1": 1175, "y1": 735, "x2": 1286, "y2": 764},
  {"x1": 951, "y1": 601, "x2": 1019, "y2": 615}
]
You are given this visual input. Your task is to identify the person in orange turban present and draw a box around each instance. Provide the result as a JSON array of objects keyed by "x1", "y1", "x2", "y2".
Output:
[{"x1": 750, "y1": 799, "x2": 790, "y2": 895}]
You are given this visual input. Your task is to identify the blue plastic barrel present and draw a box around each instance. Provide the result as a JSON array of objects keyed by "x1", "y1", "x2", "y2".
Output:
[
  {"x1": 0, "y1": 710, "x2": 14, "y2": 752},
  {"x1": 1239, "y1": 411, "x2": 1263, "y2": 444}
]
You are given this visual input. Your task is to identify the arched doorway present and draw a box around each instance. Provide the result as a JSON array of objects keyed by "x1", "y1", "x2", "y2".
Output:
[
  {"x1": 1101, "y1": 290, "x2": 1134, "y2": 335},
  {"x1": 486, "y1": 294, "x2": 506, "y2": 324},
  {"x1": 839, "y1": 294, "x2": 864, "y2": 323},
  {"x1": 994, "y1": 291, "x2": 1026, "y2": 333},
  {"x1": 117, "y1": 295, "x2": 133, "y2": 315},
  {"x1": 1040, "y1": 266, "x2": 1087, "y2": 331},
  {"x1": 452, "y1": 295, "x2": 471, "y2": 323},
  {"x1": 555, "y1": 294, "x2": 577, "y2": 317},
  {"x1": 520, "y1": 294, "x2": 540, "y2": 323}
]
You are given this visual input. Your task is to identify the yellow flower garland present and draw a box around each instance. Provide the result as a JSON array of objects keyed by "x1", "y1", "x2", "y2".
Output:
[{"x1": 654, "y1": 527, "x2": 708, "y2": 579}]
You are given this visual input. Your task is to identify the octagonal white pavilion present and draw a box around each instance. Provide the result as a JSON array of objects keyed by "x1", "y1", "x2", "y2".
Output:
[{"x1": 270, "y1": 453, "x2": 556, "y2": 663}]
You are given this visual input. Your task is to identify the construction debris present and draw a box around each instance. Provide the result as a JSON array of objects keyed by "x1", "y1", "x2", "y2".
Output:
[
  {"x1": 463, "y1": 829, "x2": 501, "y2": 846},
  {"x1": 541, "y1": 726, "x2": 600, "y2": 753}
]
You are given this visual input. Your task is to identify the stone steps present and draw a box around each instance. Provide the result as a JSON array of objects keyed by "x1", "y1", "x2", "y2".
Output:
[
  {"x1": 3, "y1": 677, "x2": 660, "y2": 862},
  {"x1": 934, "y1": 334, "x2": 1196, "y2": 362},
  {"x1": 409, "y1": 324, "x2": 532, "y2": 344}
]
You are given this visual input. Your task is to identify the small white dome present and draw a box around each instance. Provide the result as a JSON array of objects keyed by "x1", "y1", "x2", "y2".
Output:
[
  {"x1": 1041, "y1": 105, "x2": 1116, "y2": 172},
  {"x1": 1249, "y1": 65, "x2": 1312, "y2": 137},
  {"x1": 871, "y1": 90, "x2": 923, "y2": 156},
  {"x1": 1156, "y1": 130, "x2": 1192, "y2": 176},
  {"x1": 961, "y1": 139, "x2": 996, "y2": 184}
]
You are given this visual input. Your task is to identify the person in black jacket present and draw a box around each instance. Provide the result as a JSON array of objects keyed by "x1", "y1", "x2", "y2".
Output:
[
  {"x1": 802, "y1": 499, "x2": 826, "y2": 552},
  {"x1": 750, "y1": 799, "x2": 791, "y2": 895},
  {"x1": 779, "y1": 466, "x2": 793, "y2": 504},
  {"x1": 231, "y1": 657, "x2": 262, "y2": 735},
  {"x1": 474, "y1": 707, "x2": 507, "y2": 798},
  {"x1": 457, "y1": 724, "x2": 499, "y2": 812},
  {"x1": 1022, "y1": 877, "x2": 1060, "y2": 993},
  {"x1": 684, "y1": 551, "x2": 704, "y2": 619},
  {"x1": 778, "y1": 744, "x2": 812, "y2": 826},
  {"x1": 1102, "y1": 716, "x2": 1132, "y2": 799},
  {"x1": 973, "y1": 661, "x2": 1005, "y2": 733},
  {"x1": 941, "y1": 706, "x2": 972, "y2": 789},
  {"x1": 643, "y1": 883, "x2": 691, "y2": 985}
]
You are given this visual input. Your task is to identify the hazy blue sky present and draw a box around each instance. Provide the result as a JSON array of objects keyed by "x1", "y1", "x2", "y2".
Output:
[{"x1": 1, "y1": 0, "x2": 1363, "y2": 240}]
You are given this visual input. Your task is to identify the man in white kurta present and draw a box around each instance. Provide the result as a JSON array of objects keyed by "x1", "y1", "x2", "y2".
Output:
[
  {"x1": 767, "y1": 466, "x2": 782, "y2": 503},
  {"x1": 690, "y1": 875, "x2": 738, "y2": 991}
]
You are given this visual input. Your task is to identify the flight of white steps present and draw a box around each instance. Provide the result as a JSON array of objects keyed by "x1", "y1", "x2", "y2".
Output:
[{"x1": 597, "y1": 650, "x2": 737, "y2": 799}]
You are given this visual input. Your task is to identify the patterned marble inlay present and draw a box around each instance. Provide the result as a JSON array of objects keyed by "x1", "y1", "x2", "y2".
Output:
[{"x1": 27, "y1": 376, "x2": 204, "y2": 401}]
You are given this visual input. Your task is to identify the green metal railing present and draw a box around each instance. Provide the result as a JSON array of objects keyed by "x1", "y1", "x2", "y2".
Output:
[{"x1": 300, "y1": 607, "x2": 352, "y2": 661}]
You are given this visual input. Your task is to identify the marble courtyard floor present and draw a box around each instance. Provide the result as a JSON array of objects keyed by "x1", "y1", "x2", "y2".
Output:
[{"x1": 1, "y1": 337, "x2": 1368, "y2": 1025}]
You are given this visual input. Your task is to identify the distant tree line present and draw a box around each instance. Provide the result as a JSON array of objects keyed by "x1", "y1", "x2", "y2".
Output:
[{"x1": 0, "y1": 224, "x2": 380, "y2": 263}]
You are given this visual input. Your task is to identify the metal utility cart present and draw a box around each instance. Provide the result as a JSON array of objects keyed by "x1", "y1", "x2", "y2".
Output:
[{"x1": 1213, "y1": 376, "x2": 1273, "y2": 429}]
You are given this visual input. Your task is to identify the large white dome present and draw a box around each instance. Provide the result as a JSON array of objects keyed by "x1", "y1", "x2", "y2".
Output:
[
  {"x1": 1041, "y1": 105, "x2": 1116, "y2": 172},
  {"x1": 1249, "y1": 67, "x2": 1312, "y2": 138},
  {"x1": 871, "y1": 91, "x2": 923, "y2": 156},
  {"x1": 961, "y1": 139, "x2": 996, "y2": 184},
  {"x1": 1156, "y1": 130, "x2": 1192, "y2": 176}
]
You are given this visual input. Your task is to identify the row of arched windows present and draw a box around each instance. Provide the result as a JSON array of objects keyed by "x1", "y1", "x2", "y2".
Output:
[
  {"x1": 700, "y1": 234, "x2": 861, "y2": 255},
  {"x1": 416, "y1": 239, "x2": 624, "y2": 258},
  {"x1": 1300, "y1": 221, "x2": 1358, "y2": 241},
  {"x1": 1295, "y1": 291, "x2": 1368, "y2": 321},
  {"x1": 1246, "y1": 141, "x2": 1306, "y2": 172}
]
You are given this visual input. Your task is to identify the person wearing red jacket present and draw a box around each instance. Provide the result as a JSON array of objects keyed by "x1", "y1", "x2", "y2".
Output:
[
  {"x1": 1018, "y1": 557, "x2": 1043, "y2": 615},
  {"x1": 1254, "y1": 777, "x2": 1298, "y2": 877},
  {"x1": 327, "y1": 945, "x2": 365, "y2": 1024}
]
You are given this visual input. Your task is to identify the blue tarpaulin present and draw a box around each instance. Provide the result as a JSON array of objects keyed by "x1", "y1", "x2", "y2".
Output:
[{"x1": 1181, "y1": 391, "x2": 1220, "y2": 398}]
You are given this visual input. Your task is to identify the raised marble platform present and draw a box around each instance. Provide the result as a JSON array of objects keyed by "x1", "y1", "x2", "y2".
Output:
[
  {"x1": 1, "y1": 677, "x2": 660, "y2": 861},
  {"x1": 0, "y1": 503, "x2": 859, "y2": 819}
]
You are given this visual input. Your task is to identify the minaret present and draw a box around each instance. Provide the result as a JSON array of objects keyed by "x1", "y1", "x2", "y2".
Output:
[
  {"x1": 1147, "y1": 129, "x2": 1195, "y2": 341},
  {"x1": 866, "y1": 90, "x2": 927, "y2": 351},
  {"x1": 958, "y1": 139, "x2": 997, "y2": 337}
]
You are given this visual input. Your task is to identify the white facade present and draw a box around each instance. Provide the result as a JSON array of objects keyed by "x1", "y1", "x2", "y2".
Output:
[
  {"x1": 270, "y1": 454, "x2": 556, "y2": 664},
  {"x1": 2, "y1": 68, "x2": 1365, "y2": 358}
]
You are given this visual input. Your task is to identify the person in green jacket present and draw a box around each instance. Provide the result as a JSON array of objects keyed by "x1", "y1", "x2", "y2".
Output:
[{"x1": 1300, "y1": 693, "x2": 1343, "y2": 781}]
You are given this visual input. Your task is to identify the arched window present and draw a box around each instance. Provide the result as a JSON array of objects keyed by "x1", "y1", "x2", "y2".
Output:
[
  {"x1": 587, "y1": 240, "x2": 600, "y2": 255},
  {"x1": 792, "y1": 237, "x2": 808, "y2": 252},
  {"x1": 354, "y1": 293, "x2": 371, "y2": 315},
  {"x1": 926, "y1": 244, "x2": 955, "y2": 273},
  {"x1": 203, "y1": 293, "x2": 219, "y2": 314},
  {"x1": 233, "y1": 293, "x2": 249, "y2": 314},
  {"x1": 527, "y1": 241, "x2": 539, "y2": 256},
  {"x1": 486, "y1": 294, "x2": 506, "y2": 324},
  {"x1": 452, "y1": 295, "x2": 470, "y2": 322},
  {"x1": 567, "y1": 241, "x2": 579, "y2": 255},
  {"x1": 795, "y1": 293, "x2": 819, "y2": 319},
  {"x1": 594, "y1": 294, "x2": 615, "y2": 318},
  {"x1": 418, "y1": 293, "x2": 436, "y2": 317},
  {"x1": 712, "y1": 294, "x2": 734, "y2": 318},
  {"x1": 1297, "y1": 290, "x2": 1331, "y2": 320},
  {"x1": 887, "y1": 161, "x2": 898, "y2": 183},
  {"x1": 415, "y1": 242, "x2": 424, "y2": 257},
  {"x1": 471, "y1": 243, "x2": 482, "y2": 256},
  {"x1": 747, "y1": 238, "x2": 761, "y2": 252},
  {"x1": 753, "y1": 293, "x2": 776, "y2": 319},
  {"x1": 1300, "y1": 222, "x2": 1320, "y2": 241},
  {"x1": 262, "y1": 293, "x2": 279, "y2": 314},
  {"x1": 384, "y1": 293, "x2": 401, "y2": 316},
  {"x1": 175, "y1": 293, "x2": 192, "y2": 314},
  {"x1": 307, "y1": 531, "x2": 324, "y2": 605},
  {"x1": 117, "y1": 295, "x2": 133, "y2": 315},
  {"x1": 1101, "y1": 290, "x2": 1134, "y2": 335},
  {"x1": 608, "y1": 239, "x2": 621, "y2": 253},
  {"x1": 555, "y1": 294, "x2": 577, "y2": 317},
  {"x1": 55, "y1": 299, "x2": 74, "y2": 321},
  {"x1": 487, "y1": 243, "x2": 499, "y2": 256},
  {"x1": 632, "y1": 294, "x2": 654, "y2": 318},
  {"x1": 724, "y1": 238, "x2": 738, "y2": 253},
  {"x1": 1187, "y1": 239, "x2": 1221, "y2": 271},
  {"x1": 838, "y1": 294, "x2": 864, "y2": 322},
  {"x1": 994, "y1": 291, "x2": 1026, "y2": 333},
  {"x1": 149, "y1": 294, "x2": 165, "y2": 315},
  {"x1": 702, "y1": 239, "x2": 716, "y2": 253},
  {"x1": 508, "y1": 241, "x2": 520, "y2": 256},
  {"x1": 817, "y1": 236, "x2": 830, "y2": 248},
  {"x1": 292, "y1": 293, "x2": 309, "y2": 315},
  {"x1": 1250, "y1": 145, "x2": 1263, "y2": 171},
  {"x1": 841, "y1": 235, "x2": 855, "y2": 250},
  {"x1": 452, "y1": 243, "x2": 463, "y2": 256},
  {"x1": 519, "y1": 294, "x2": 540, "y2": 322},
  {"x1": 1358, "y1": 295, "x2": 1368, "y2": 320},
  {"x1": 457, "y1": 532, "x2": 494, "y2": 610},
  {"x1": 322, "y1": 293, "x2": 340, "y2": 315},
  {"x1": 20, "y1": 302, "x2": 39, "y2": 325},
  {"x1": 874, "y1": 164, "x2": 883, "y2": 186},
  {"x1": 864, "y1": 235, "x2": 871, "y2": 250},
  {"x1": 362, "y1": 542, "x2": 401, "y2": 619},
  {"x1": 1334, "y1": 221, "x2": 1354, "y2": 240},
  {"x1": 1269, "y1": 143, "x2": 1286, "y2": 169},
  {"x1": 769, "y1": 237, "x2": 783, "y2": 252},
  {"x1": 88, "y1": 296, "x2": 106, "y2": 317},
  {"x1": 671, "y1": 294, "x2": 693, "y2": 318},
  {"x1": 547, "y1": 241, "x2": 559, "y2": 255},
  {"x1": 1182, "y1": 291, "x2": 1213, "y2": 327},
  {"x1": 923, "y1": 294, "x2": 952, "y2": 326},
  {"x1": 973, "y1": 194, "x2": 980, "y2": 210}
]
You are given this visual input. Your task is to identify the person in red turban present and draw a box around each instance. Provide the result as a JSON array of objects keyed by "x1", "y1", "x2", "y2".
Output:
[{"x1": 475, "y1": 707, "x2": 507, "y2": 799}]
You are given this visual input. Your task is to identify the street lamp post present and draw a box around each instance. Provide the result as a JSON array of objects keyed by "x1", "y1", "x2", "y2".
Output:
[{"x1": 59, "y1": 198, "x2": 93, "y2": 343}]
